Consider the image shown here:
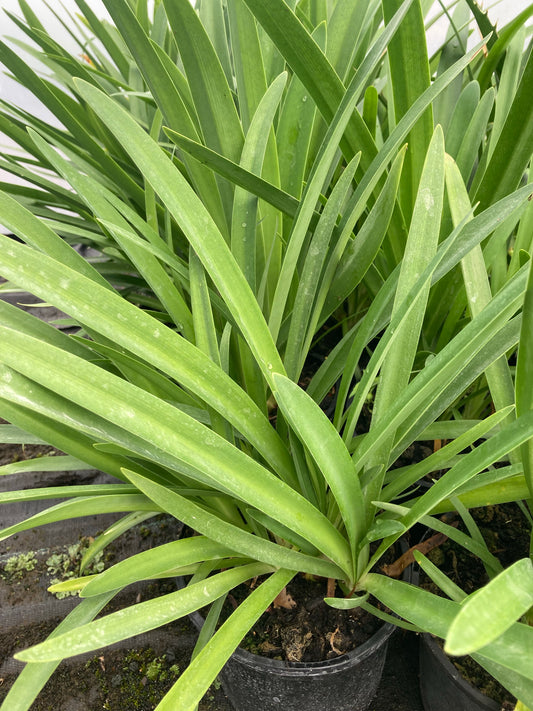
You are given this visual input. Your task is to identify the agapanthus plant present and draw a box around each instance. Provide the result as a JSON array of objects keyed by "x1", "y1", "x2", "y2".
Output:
[{"x1": 0, "y1": 1, "x2": 532, "y2": 709}]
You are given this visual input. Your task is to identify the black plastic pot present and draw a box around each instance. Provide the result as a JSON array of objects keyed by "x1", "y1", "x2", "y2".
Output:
[
  {"x1": 189, "y1": 606, "x2": 395, "y2": 711},
  {"x1": 419, "y1": 634, "x2": 499, "y2": 711}
]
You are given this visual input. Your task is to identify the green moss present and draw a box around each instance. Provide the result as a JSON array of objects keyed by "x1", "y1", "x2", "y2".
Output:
[
  {"x1": 2, "y1": 551, "x2": 37, "y2": 581},
  {"x1": 85, "y1": 648, "x2": 181, "y2": 710}
]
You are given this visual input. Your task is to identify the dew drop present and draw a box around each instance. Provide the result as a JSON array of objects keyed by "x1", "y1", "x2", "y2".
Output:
[{"x1": 241, "y1": 222, "x2": 247, "y2": 228}]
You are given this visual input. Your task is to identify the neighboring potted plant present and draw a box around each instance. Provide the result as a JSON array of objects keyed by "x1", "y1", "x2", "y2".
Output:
[
  {"x1": 0, "y1": 1, "x2": 532, "y2": 709},
  {"x1": 414, "y1": 214, "x2": 533, "y2": 711},
  {"x1": 414, "y1": 499, "x2": 533, "y2": 711}
]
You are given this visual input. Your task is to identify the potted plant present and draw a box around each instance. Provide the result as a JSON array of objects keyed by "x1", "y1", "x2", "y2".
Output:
[{"x1": 0, "y1": 1, "x2": 532, "y2": 709}]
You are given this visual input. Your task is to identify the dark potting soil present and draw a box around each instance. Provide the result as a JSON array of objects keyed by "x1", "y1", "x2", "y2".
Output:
[
  {"x1": 420, "y1": 501, "x2": 531, "y2": 707},
  {"x1": 0, "y1": 441, "x2": 57, "y2": 467},
  {"x1": 226, "y1": 574, "x2": 381, "y2": 663}
]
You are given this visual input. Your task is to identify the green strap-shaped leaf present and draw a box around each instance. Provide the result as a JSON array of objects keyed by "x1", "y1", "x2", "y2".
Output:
[
  {"x1": 240, "y1": 0, "x2": 372, "y2": 164},
  {"x1": 154, "y1": 569, "x2": 295, "y2": 711},
  {"x1": 342, "y1": 36, "x2": 485, "y2": 247},
  {"x1": 0, "y1": 368, "x2": 204, "y2": 497},
  {"x1": 273, "y1": 373, "x2": 364, "y2": 573},
  {"x1": 431, "y1": 474, "x2": 530, "y2": 513},
  {"x1": 189, "y1": 247, "x2": 237, "y2": 440},
  {"x1": 0, "y1": 363, "x2": 205, "y2": 490},
  {"x1": 516, "y1": 258, "x2": 533, "y2": 501},
  {"x1": 70, "y1": 337, "x2": 201, "y2": 408},
  {"x1": 475, "y1": 47, "x2": 533, "y2": 211},
  {"x1": 396, "y1": 412, "x2": 533, "y2": 536},
  {"x1": 226, "y1": 0, "x2": 283, "y2": 300},
  {"x1": 353, "y1": 262, "x2": 529, "y2": 472},
  {"x1": 188, "y1": 246, "x2": 222, "y2": 366},
  {"x1": 432, "y1": 2, "x2": 471, "y2": 135},
  {"x1": 0, "y1": 326, "x2": 351, "y2": 575},
  {"x1": 413, "y1": 550, "x2": 466, "y2": 602},
  {"x1": 0, "y1": 485, "x2": 137, "y2": 504},
  {"x1": 165, "y1": 128, "x2": 302, "y2": 217},
  {"x1": 455, "y1": 86, "x2": 495, "y2": 184},
  {"x1": 447, "y1": 154, "x2": 516, "y2": 417},
  {"x1": 162, "y1": 0, "x2": 244, "y2": 166},
  {"x1": 0, "y1": 154, "x2": 83, "y2": 210},
  {"x1": 276, "y1": 25, "x2": 321, "y2": 200},
  {"x1": 73, "y1": 0, "x2": 131, "y2": 77},
  {"x1": 327, "y1": 0, "x2": 378, "y2": 83},
  {"x1": 15, "y1": 564, "x2": 271, "y2": 663},
  {"x1": 268, "y1": 2, "x2": 416, "y2": 342},
  {"x1": 79, "y1": 511, "x2": 157, "y2": 573},
  {"x1": 231, "y1": 72, "x2": 287, "y2": 290},
  {"x1": 319, "y1": 146, "x2": 405, "y2": 332},
  {"x1": 382, "y1": 0, "x2": 433, "y2": 219},
  {"x1": 323, "y1": 149, "x2": 405, "y2": 426},
  {"x1": 369, "y1": 126, "x2": 445, "y2": 476},
  {"x1": 0, "y1": 191, "x2": 110, "y2": 289},
  {"x1": 0, "y1": 425, "x2": 45, "y2": 445},
  {"x1": 28, "y1": 129, "x2": 195, "y2": 339},
  {"x1": 0, "y1": 494, "x2": 159, "y2": 542},
  {"x1": 0, "y1": 39, "x2": 143, "y2": 205},
  {"x1": 16, "y1": 0, "x2": 47, "y2": 33},
  {"x1": 229, "y1": 74, "x2": 287, "y2": 406},
  {"x1": 0, "y1": 455, "x2": 91, "y2": 476},
  {"x1": 199, "y1": 0, "x2": 233, "y2": 86},
  {"x1": 0, "y1": 399, "x2": 129, "y2": 485},
  {"x1": 445, "y1": 558, "x2": 533, "y2": 656},
  {"x1": 445, "y1": 81, "x2": 480, "y2": 157},
  {"x1": 81, "y1": 536, "x2": 238, "y2": 596},
  {"x1": 381, "y1": 406, "x2": 514, "y2": 502},
  {"x1": 367, "y1": 412, "x2": 533, "y2": 567},
  {"x1": 284, "y1": 153, "x2": 361, "y2": 381},
  {"x1": 477, "y1": 5, "x2": 533, "y2": 91},
  {"x1": 487, "y1": 28, "x2": 525, "y2": 164},
  {"x1": 227, "y1": 0, "x2": 268, "y2": 133},
  {"x1": 313, "y1": 183, "x2": 532, "y2": 416}
]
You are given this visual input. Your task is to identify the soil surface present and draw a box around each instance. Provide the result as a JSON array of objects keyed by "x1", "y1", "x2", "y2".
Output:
[{"x1": 217, "y1": 574, "x2": 382, "y2": 663}]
